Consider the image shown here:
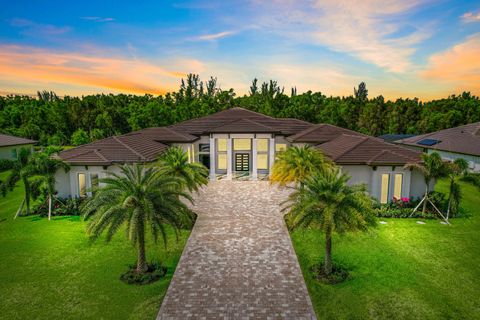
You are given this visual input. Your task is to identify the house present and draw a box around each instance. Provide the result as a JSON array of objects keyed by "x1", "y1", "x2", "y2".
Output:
[
  {"x1": 396, "y1": 122, "x2": 480, "y2": 172},
  {"x1": 0, "y1": 134, "x2": 36, "y2": 160},
  {"x1": 55, "y1": 107, "x2": 425, "y2": 203}
]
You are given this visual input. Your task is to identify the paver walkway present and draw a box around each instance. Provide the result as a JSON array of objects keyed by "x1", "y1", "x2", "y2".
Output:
[{"x1": 157, "y1": 181, "x2": 316, "y2": 319}]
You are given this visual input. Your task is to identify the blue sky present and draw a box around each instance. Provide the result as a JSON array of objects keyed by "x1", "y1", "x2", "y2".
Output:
[{"x1": 0, "y1": 0, "x2": 479, "y2": 100}]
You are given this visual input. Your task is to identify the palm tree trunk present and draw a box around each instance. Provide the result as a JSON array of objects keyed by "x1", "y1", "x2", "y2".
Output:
[
  {"x1": 136, "y1": 220, "x2": 148, "y2": 273},
  {"x1": 23, "y1": 177, "x2": 30, "y2": 215},
  {"x1": 422, "y1": 185, "x2": 429, "y2": 214},
  {"x1": 14, "y1": 198, "x2": 25, "y2": 219},
  {"x1": 48, "y1": 195, "x2": 52, "y2": 221},
  {"x1": 324, "y1": 230, "x2": 333, "y2": 275}
]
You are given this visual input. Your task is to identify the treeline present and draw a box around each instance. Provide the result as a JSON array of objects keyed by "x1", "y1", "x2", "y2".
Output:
[{"x1": 0, "y1": 74, "x2": 479, "y2": 146}]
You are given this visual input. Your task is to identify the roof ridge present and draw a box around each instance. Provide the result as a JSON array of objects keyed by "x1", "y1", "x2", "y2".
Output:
[
  {"x1": 113, "y1": 136, "x2": 146, "y2": 160},
  {"x1": 93, "y1": 149, "x2": 108, "y2": 162},
  {"x1": 241, "y1": 118, "x2": 277, "y2": 130},
  {"x1": 331, "y1": 134, "x2": 369, "y2": 160},
  {"x1": 288, "y1": 124, "x2": 324, "y2": 140}
]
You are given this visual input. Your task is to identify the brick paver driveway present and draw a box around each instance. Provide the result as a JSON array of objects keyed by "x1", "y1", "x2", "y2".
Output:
[{"x1": 157, "y1": 181, "x2": 316, "y2": 319}]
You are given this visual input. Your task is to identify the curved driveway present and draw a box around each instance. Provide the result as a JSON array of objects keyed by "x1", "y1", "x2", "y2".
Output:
[{"x1": 157, "y1": 181, "x2": 316, "y2": 319}]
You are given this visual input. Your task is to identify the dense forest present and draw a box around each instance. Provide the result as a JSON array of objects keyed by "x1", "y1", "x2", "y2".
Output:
[{"x1": 1, "y1": 74, "x2": 479, "y2": 146}]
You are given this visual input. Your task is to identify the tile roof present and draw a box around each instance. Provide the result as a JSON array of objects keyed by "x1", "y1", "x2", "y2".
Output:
[
  {"x1": 0, "y1": 134, "x2": 36, "y2": 147},
  {"x1": 287, "y1": 124, "x2": 365, "y2": 143},
  {"x1": 397, "y1": 122, "x2": 480, "y2": 156},
  {"x1": 316, "y1": 134, "x2": 421, "y2": 165}
]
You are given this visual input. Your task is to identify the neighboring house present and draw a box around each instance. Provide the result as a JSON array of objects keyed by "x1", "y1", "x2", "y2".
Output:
[
  {"x1": 0, "y1": 134, "x2": 36, "y2": 160},
  {"x1": 378, "y1": 134, "x2": 416, "y2": 143},
  {"x1": 396, "y1": 122, "x2": 480, "y2": 172},
  {"x1": 56, "y1": 107, "x2": 424, "y2": 203}
]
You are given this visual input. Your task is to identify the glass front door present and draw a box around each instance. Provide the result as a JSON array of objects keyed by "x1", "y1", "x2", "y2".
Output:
[{"x1": 235, "y1": 153, "x2": 250, "y2": 172}]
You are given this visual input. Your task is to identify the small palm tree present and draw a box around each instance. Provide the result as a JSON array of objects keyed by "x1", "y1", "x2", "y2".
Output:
[
  {"x1": 271, "y1": 145, "x2": 331, "y2": 188},
  {"x1": 404, "y1": 152, "x2": 447, "y2": 215},
  {"x1": 284, "y1": 167, "x2": 376, "y2": 275},
  {"x1": 0, "y1": 148, "x2": 35, "y2": 217},
  {"x1": 81, "y1": 164, "x2": 195, "y2": 273},
  {"x1": 158, "y1": 146, "x2": 209, "y2": 192},
  {"x1": 446, "y1": 158, "x2": 469, "y2": 219},
  {"x1": 29, "y1": 152, "x2": 70, "y2": 220}
]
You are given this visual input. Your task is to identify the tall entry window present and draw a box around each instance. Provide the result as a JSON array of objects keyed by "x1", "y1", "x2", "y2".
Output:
[
  {"x1": 217, "y1": 139, "x2": 227, "y2": 170},
  {"x1": 78, "y1": 173, "x2": 86, "y2": 198},
  {"x1": 393, "y1": 174, "x2": 403, "y2": 199},
  {"x1": 198, "y1": 143, "x2": 210, "y2": 169},
  {"x1": 380, "y1": 174, "x2": 390, "y2": 204},
  {"x1": 257, "y1": 139, "x2": 269, "y2": 170}
]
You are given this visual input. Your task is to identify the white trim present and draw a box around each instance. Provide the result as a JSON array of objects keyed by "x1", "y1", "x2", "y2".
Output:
[
  {"x1": 209, "y1": 137, "x2": 216, "y2": 180},
  {"x1": 226, "y1": 138, "x2": 232, "y2": 180},
  {"x1": 252, "y1": 137, "x2": 258, "y2": 180}
]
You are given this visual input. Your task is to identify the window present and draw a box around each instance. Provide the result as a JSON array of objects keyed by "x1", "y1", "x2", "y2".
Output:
[
  {"x1": 380, "y1": 174, "x2": 390, "y2": 204},
  {"x1": 233, "y1": 139, "x2": 251, "y2": 151},
  {"x1": 257, "y1": 139, "x2": 269, "y2": 152},
  {"x1": 78, "y1": 173, "x2": 86, "y2": 198},
  {"x1": 217, "y1": 139, "x2": 227, "y2": 152},
  {"x1": 199, "y1": 143, "x2": 210, "y2": 153},
  {"x1": 90, "y1": 173, "x2": 99, "y2": 195},
  {"x1": 276, "y1": 143, "x2": 287, "y2": 152},
  {"x1": 393, "y1": 174, "x2": 403, "y2": 199},
  {"x1": 217, "y1": 154, "x2": 227, "y2": 170},
  {"x1": 257, "y1": 154, "x2": 268, "y2": 170}
]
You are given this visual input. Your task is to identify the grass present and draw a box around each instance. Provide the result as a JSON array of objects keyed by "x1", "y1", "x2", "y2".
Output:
[
  {"x1": 0, "y1": 171, "x2": 190, "y2": 320},
  {"x1": 290, "y1": 180, "x2": 480, "y2": 319}
]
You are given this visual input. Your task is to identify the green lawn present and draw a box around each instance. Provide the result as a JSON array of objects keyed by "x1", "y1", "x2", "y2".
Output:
[
  {"x1": 291, "y1": 180, "x2": 480, "y2": 319},
  {"x1": 0, "y1": 171, "x2": 190, "y2": 320}
]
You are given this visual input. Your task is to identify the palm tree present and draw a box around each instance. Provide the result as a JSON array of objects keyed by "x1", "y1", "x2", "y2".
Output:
[
  {"x1": 404, "y1": 152, "x2": 447, "y2": 215},
  {"x1": 81, "y1": 164, "x2": 195, "y2": 273},
  {"x1": 446, "y1": 158, "x2": 469, "y2": 219},
  {"x1": 285, "y1": 167, "x2": 376, "y2": 275},
  {"x1": 270, "y1": 145, "x2": 331, "y2": 188},
  {"x1": 0, "y1": 147, "x2": 35, "y2": 218},
  {"x1": 29, "y1": 152, "x2": 70, "y2": 220},
  {"x1": 157, "y1": 146, "x2": 209, "y2": 192}
]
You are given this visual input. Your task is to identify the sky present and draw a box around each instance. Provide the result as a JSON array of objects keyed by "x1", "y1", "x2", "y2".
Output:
[{"x1": 0, "y1": 0, "x2": 479, "y2": 100}]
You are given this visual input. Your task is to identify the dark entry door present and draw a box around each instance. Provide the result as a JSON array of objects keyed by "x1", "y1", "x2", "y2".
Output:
[{"x1": 235, "y1": 153, "x2": 250, "y2": 171}]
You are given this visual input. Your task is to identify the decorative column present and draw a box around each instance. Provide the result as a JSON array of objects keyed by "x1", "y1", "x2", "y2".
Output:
[
  {"x1": 268, "y1": 136, "x2": 275, "y2": 177},
  {"x1": 226, "y1": 138, "x2": 232, "y2": 180},
  {"x1": 252, "y1": 137, "x2": 258, "y2": 180},
  {"x1": 209, "y1": 136, "x2": 216, "y2": 181}
]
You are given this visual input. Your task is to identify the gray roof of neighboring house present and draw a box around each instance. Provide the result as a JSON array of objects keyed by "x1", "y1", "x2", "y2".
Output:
[
  {"x1": 378, "y1": 134, "x2": 416, "y2": 143},
  {"x1": 0, "y1": 134, "x2": 36, "y2": 147},
  {"x1": 396, "y1": 122, "x2": 480, "y2": 157},
  {"x1": 58, "y1": 107, "x2": 421, "y2": 166}
]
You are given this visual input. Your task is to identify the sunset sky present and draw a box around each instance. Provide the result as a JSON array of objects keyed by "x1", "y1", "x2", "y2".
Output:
[{"x1": 0, "y1": 0, "x2": 479, "y2": 100}]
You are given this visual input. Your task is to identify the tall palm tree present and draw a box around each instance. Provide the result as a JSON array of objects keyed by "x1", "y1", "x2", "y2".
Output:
[
  {"x1": 446, "y1": 158, "x2": 469, "y2": 219},
  {"x1": 157, "y1": 146, "x2": 209, "y2": 192},
  {"x1": 404, "y1": 152, "x2": 447, "y2": 215},
  {"x1": 81, "y1": 164, "x2": 195, "y2": 273},
  {"x1": 284, "y1": 168, "x2": 376, "y2": 275},
  {"x1": 271, "y1": 145, "x2": 331, "y2": 188},
  {"x1": 29, "y1": 152, "x2": 70, "y2": 220}
]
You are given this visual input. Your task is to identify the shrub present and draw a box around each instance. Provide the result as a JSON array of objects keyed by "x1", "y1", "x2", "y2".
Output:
[
  {"x1": 0, "y1": 159, "x2": 14, "y2": 172},
  {"x1": 120, "y1": 262, "x2": 167, "y2": 285},
  {"x1": 32, "y1": 197, "x2": 83, "y2": 217},
  {"x1": 461, "y1": 173, "x2": 480, "y2": 190}
]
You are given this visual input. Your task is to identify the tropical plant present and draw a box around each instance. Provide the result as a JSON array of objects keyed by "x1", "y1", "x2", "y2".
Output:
[
  {"x1": 157, "y1": 146, "x2": 209, "y2": 192},
  {"x1": 445, "y1": 158, "x2": 469, "y2": 218},
  {"x1": 404, "y1": 152, "x2": 447, "y2": 214},
  {"x1": 284, "y1": 167, "x2": 376, "y2": 276},
  {"x1": 0, "y1": 148, "x2": 36, "y2": 217},
  {"x1": 81, "y1": 164, "x2": 195, "y2": 273},
  {"x1": 270, "y1": 145, "x2": 331, "y2": 188},
  {"x1": 29, "y1": 152, "x2": 70, "y2": 220}
]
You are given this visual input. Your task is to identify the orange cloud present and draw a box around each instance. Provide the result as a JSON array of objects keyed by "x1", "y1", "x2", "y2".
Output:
[
  {"x1": 0, "y1": 45, "x2": 205, "y2": 95},
  {"x1": 421, "y1": 33, "x2": 480, "y2": 95}
]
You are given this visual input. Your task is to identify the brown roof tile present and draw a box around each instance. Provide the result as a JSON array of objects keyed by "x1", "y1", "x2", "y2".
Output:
[
  {"x1": 0, "y1": 134, "x2": 36, "y2": 147},
  {"x1": 397, "y1": 122, "x2": 480, "y2": 156},
  {"x1": 287, "y1": 124, "x2": 366, "y2": 143}
]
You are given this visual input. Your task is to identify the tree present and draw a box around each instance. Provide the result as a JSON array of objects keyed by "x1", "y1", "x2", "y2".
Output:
[
  {"x1": 284, "y1": 167, "x2": 376, "y2": 275},
  {"x1": 404, "y1": 152, "x2": 448, "y2": 218},
  {"x1": 157, "y1": 147, "x2": 209, "y2": 193},
  {"x1": 0, "y1": 148, "x2": 35, "y2": 217},
  {"x1": 71, "y1": 128, "x2": 90, "y2": 146},
  {"x1": 81, "y1": 164, "x2": 195, "y2": 273},
  {"x1": 29, "y1": 152, "x2": 70, "y2": 220},
  {"x1": 270, "y1": 145, "x2": 331, "y2": 188},
  {"x1": 446, "y1": 158, "x2": 469, "y2": 219},
  {"x1": 354, "y1": 82, "x2": 368, "y2": 102}
]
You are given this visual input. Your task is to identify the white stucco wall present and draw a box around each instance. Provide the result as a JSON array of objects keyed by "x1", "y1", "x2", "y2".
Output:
[
  {"x1": 0, "y1": 144, "x2": 34, "y2": 160},
  {"x1": 425, "y1": 149, "x2": 480, "y2": 172}
]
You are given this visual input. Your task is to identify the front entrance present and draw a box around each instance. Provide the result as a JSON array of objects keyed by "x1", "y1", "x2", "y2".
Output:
[{"x1": 235, "y1": 153, "x2": 250, "y2": 172}]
